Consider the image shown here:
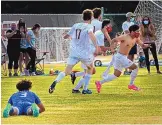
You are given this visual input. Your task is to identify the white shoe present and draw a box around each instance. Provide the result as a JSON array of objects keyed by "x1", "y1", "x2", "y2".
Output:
[
  {"x1": 24, "y1": 69, "x2": 30, "y2": 76},
  {"x1": 31, "y1": 72, "x2": 36, "y2": 76},
  {"x1": 20, "y1": 72, "x2": 25, "y2": 76}
]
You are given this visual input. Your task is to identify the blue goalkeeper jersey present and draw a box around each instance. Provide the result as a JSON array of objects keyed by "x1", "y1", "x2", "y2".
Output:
[{"x1": 8, "y1": 91, "x2": 41, "y2": 106}]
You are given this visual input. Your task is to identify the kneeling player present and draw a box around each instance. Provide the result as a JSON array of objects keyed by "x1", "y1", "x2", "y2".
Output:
[
  {"x1": 95, "y1": 25, "x2": 150, "y2": 93},
  {"x1": 3, "y1": 80, "x2": 45, "y2": 118}
]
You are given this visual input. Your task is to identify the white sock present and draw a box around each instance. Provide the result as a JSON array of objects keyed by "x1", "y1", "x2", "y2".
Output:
[
  {"x1": 100, "y1": 74, "x2": 117, "y2": 84},
  {"x1": 74, "y1": 77, "x2": 85, "y2": 90},
  {"x1": 130, "y1": 67, "x2": 138, "y2": 85},
  {"x1": 102, "y1": 56, "x2": 114, "y2": 76},
  {"x1": 83, "y1": 74, "x2": 91, "y2": 90},
  {"x1": 75, "y1": 72, "x2": 85, "y2": 77},
  {"x1": 55, "y1": 72, "x2": 66, "y2": 83}
]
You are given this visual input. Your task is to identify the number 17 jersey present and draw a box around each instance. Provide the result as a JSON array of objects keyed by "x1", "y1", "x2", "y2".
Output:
[{"x1": 68, "y1": 23, "x2": 94, "y2": 58}]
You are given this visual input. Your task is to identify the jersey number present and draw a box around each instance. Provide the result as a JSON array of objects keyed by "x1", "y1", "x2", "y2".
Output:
[
  {"x1": 20, "y1": 92, "x2": 27, "y2": 97},
  {"x1": 76, "y1": 29, "x2": 81, "y2": 39}
]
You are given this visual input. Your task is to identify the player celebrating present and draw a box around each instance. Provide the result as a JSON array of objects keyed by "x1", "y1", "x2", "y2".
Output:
[
  {"x1": 48, "y1": 9, "x2": 98, "y2": 94},
  {"x1": 72, "y1": 19, "x2": 111, "y2": 93},
  {"x1": 95, "y1": 25, "x2": 150, "y2": 93},
  {"x1": 3, "y1": 80, "x2": 45, "y2": 118},
  {"x1": 70, "y1": 8, "x2": 112, "y2": 85}
]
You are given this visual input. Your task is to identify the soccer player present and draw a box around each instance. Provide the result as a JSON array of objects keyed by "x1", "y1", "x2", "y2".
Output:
[
  {"x1": 70, "y1": 8, "x2": 112, "y2": 84},
  {"x1": 95, "y1": 25, "x2": 150, "y2": 93},
  {"x1": 92, "y1": 8, "x2": 112, "y2": 43},
  {"x1": 48, "y1": 9, "x2": 98, "y2": 94},
  {"x1": 3, "y1": 80, "x2": 45, "y2": 118},
  {"x1": 72, "y1": 19, "x2": 111, "y2": 93},
  {"x1": 122, "y1": 12, "x2": 137, "y2": 75},
  {"x1": 102, "y1": 32, "x2": 121, "y2": 79}
]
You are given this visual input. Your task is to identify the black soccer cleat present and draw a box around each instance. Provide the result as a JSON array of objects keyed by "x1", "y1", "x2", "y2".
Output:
[
  {"x1": 72, "y1": 89, "x2": 81, "y2": 93},
  {"x1": 70, "y1": 72, "x2": 76, "y2": 85},
  {"x1": 49, "y1": 81, "x2": 57, "y2": 94}
]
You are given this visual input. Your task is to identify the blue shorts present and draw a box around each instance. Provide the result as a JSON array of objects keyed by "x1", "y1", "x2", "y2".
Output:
[{"x1": 12, "y1": 102, "x2": 32, "y2": 115}]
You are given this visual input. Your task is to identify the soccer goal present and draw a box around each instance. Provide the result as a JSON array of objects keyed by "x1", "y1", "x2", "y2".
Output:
[
  {"x1": 36, "y1": 27, "x2": 71, "y2": 63},
  {"x1": 134, "y1": 0, "x2": 162, "y2": 54}
]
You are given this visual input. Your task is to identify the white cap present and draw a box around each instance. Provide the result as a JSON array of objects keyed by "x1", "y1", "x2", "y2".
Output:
[{"x1": 126, "y1": 12, "x2": 136, "y2": 17}]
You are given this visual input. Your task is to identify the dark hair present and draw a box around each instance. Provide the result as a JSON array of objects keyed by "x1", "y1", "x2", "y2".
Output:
[
  {"x1": 102, "y1": 19, "x2": 110, "y2": 28},
  {"x1": 116, "y1": 32, "x2": 121, "y2": 36},
  {"x1": 83, "y1": 9, "x2": 93, "y2": 21},
  {"x1": 32, "y1": 23, "x2": 41, "y2": 30},
  {"x1": 142, "y1": 16, "x2": 151, "y2": 26},
  {"x1": 18, "y1": 18, "x2": 26, "y2": 31},
  {"x1": 93, "y1": 8, "x2": 101, "y2": 19},
  {"x1": 16, "y1": 80, "x2": 32, "y2": 91},
  {"x1": 129, "y1": 24, "x2": 139, "y2": 33}
]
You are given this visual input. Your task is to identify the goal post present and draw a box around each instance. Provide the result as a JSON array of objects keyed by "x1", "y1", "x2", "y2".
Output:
[{"x1": 134, "y1": 0, "x2": 162, "y2": 54}]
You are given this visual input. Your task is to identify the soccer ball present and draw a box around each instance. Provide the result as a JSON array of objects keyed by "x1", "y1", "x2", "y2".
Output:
[{"x1": 49, "y1": 69, "x2": 54, "y2": 75}]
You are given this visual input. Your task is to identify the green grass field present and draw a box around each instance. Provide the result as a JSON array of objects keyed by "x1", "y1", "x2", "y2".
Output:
[{"x1": 1, "y1": 55, "x2": 162, "y2": 124}]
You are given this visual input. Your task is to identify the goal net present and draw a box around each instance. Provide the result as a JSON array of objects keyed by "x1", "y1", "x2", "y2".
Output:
[
  {"x1": 36, "y1": 27, "x2": 71, "y2": 63},
  {"x1": 134, "y1": 0, "x2": 162, "y2": 54}
]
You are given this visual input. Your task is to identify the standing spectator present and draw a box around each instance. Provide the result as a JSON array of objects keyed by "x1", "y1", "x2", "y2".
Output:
[
  {"x1": 122, "y1": 12, "x2": 137, "y2": 75},
  {"x1": 19, "y1": 31, "x2": 29, "y2": 76},
  {"x1": 140, "y1": 16, "x2": 162, "y2": 74},
  {"x1": 6, "y1": 23, "x2": 25, "y2": 77},
  {"x1": 25, "y1": 23, "x2": 41, "y2": 76}
]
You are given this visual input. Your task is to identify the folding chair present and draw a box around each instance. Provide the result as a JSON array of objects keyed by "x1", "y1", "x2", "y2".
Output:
[
  {"x1": 35, "y1": 52, "x2": 49, "y2": 74},
  {"x1": 29, "y1": 52, "x2": 49, "y2": 75}
]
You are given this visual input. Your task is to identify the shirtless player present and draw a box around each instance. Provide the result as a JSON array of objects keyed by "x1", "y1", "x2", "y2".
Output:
[{"x1": 95, "y1": 24, "x2": 150, "y2": 93}]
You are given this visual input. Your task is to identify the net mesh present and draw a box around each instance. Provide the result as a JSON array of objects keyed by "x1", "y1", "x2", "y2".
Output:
[
  {"x1": 36, "y1": 28, "x2": 71, "y2": 63},
  {"x1": 134, "y1": 0, "x2": 162, "y2": 54}
]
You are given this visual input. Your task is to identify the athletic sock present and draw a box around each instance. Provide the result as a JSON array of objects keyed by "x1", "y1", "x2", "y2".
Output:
[
  {"x1": 100, "y1": 74, "x2": 117, "y2": 84},
  {"x1": 75, "y1": 72, "x2": 85, "y2": 77},
  {"x1": 74, "y1": 77, "x2": 85, "y2": 90},
  {"x1": 55, "y1": 72, "x2": 66, "y2": 83},
  {"x1": 83, "y1": 74, "x2": 92, "y2": 90},
  {"x1": 130, "y1": 67, "x2": 138, "y2": 85}
]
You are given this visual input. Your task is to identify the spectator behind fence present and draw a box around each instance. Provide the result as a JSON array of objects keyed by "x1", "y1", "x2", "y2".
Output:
[
  {"x1": 6, "y1": 23, "x2": 25, "y2": 77},
  {"x1": 140, "y1": 16, "x2": 162, "y2": 74},
  {"x1": 25, "y1": 23, "x2": 41, "y2": 76},
  {"x1": 19, "y1": 27, "x2": 30, "y2": 76}
]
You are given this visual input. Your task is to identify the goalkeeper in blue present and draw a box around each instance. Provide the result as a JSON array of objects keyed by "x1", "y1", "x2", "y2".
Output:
[{"x1": 3, "y1": 80, "x2": 45, "y2": 118}]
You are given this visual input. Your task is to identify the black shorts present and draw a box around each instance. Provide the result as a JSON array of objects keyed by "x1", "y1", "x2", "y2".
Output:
[
  {"x1": 20, "y1": 48, "x2": 27, "y2": 53},
  {"x1": 129, "y1": 44, "x2": 137, "y2": 55}
]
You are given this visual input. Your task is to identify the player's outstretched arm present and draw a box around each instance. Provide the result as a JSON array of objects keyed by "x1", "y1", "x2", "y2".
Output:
[
  {"x1": 100, "y1": 46, "x2": 111, "y2": 52},
  {"x1": 37, "y1": 103, "x2": 45, "y2": 113},
  {"x1": 136, "y1": 37, "x2": 150, "y2": 49}
]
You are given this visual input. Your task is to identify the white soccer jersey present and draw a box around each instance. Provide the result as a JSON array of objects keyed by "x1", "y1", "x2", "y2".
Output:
[
  {"x1": 122, "y1": 21, "x2": 134, "y2": 32},
  {"x1": 91, "y1": 19, "x2": 102, "y2": 32},
  {"x1": 68, "y1": 23, "x2": 94, "y2": 58},
  {"x1": 81, "y1": 30, "x2": 104, "y2": 70},
  {"x1": 95, "y1": 30, "x2": 104, "y2": 47}
]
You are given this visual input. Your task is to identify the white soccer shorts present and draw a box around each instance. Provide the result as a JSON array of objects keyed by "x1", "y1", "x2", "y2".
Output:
[{"x1": 113, "y1": 53, "x2": 134, "y2": 72}]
